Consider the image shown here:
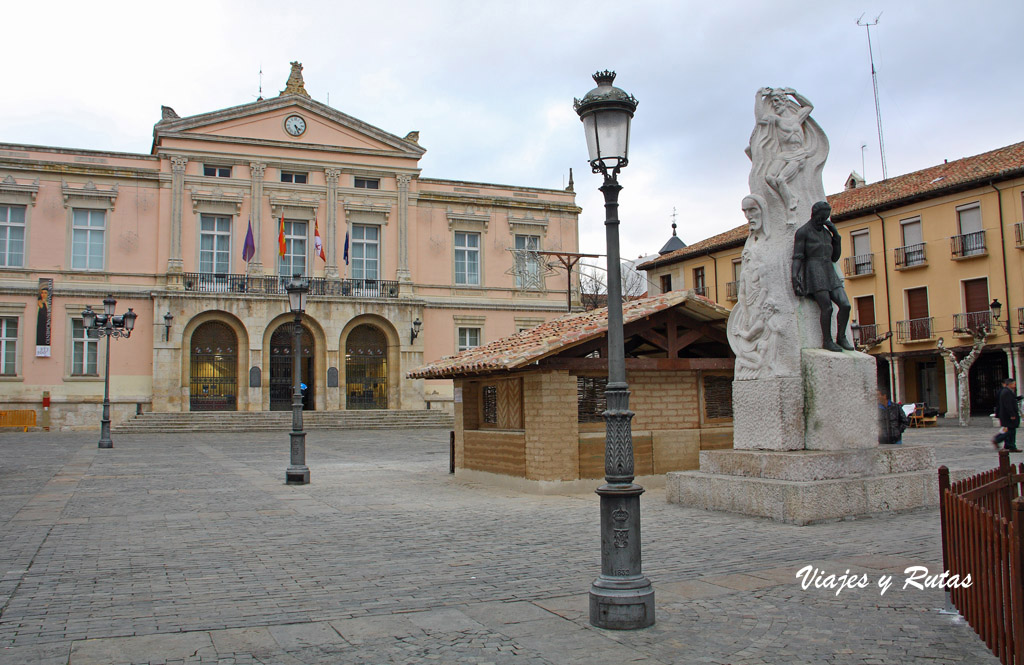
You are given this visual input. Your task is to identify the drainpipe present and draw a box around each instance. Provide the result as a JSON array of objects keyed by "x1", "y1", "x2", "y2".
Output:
[
  {"x1": 709, "y1": 251, "x2": 719, "y2": 302},
  {"x1": 991, "y1": 181, "x2": 1017, "y2": 379},
  {"x1": 876, "y1": 211, "x2": 898, "y2": 401}
]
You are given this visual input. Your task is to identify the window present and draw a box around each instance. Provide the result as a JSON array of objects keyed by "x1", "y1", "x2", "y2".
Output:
[
  {"x1": 71, "y1": 209, "x2": 105, "y2": 270},
  {"x1": 959, "y1": 277, "x2": 990, "y2": 331},
  {"x1": 354, "y1": 177, "x2": 379, "y2": 189},
  {"x1": 901, "y1": 287, "x2": 931, "y2": 341},
  {"x1": 203, "y1": 165, "x2": 231, "y2": 178},
  {"x1": 702, "y1": 374, "x2": 733, "y2": 421},
  {"x1": 71, "y1": 319, "x2": 98, "y2": 376},
  {"x1": 0, "y1": 205, "x2": 26, "y2": 268},
  {"x1": 692, "y1": 267, "x2": 706, "y2": 295},
  {"x1": 898, "y1": 218, "x2": 925, "y2": 268},
  {"x1": 457, "y1": 327, "x2": 480, "y2": 352},
  {"x1": 514, "y1": 234, "x2": 540, "y2": 289},
  {"x1": 482, "y1": 385, "x2": 498, "y2": 424},
  {"x1": 850, "y1": 230, "x2": 872, "y2": 274},
  {"x1": 854, "y1": 296, "x2": 876, "y2": 343},
  {"x1": 199, "y1": 215, "x2": 232, "y2": 274},
  {"x1": 351, "y1": 224, "x2": 379, "y2": 280},
  {"x1": 280, "y1": 172, "x2": 308, "y2": 184},
  {"x1": 279, "y1": 220, "x2": 307, "y2": 277},
  {"x1": 0, "y1": 318, "x2": 16, "y2": 375},
  {"x1": 577, "y1": 376, "x2": 608, "y2": 423},
  {"x1": 455, "y1": 231, "x2": 480, "y2": 285},
  {"x1": 955, "y1": 204, "x2": 985, "y2": 257},
  {"x1": 660, "y1": 274, "x2": 672, "y2": 293}
]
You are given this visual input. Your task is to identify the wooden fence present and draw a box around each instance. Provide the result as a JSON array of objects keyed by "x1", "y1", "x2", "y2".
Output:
[{"x1": 939, "y1": 452, "x2": 1024, "y2": 665}]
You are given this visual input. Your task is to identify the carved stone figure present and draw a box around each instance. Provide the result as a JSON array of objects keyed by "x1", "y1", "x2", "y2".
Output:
[
  {"x1": 792, "y1": 201, "x2": 853, "y2": 352},
  {"x1": 741, "y1": 194, "x2": 769, "y2": 240},
  {"x1": 747, "y1": 88, "x2": 828, "y2": 226}
]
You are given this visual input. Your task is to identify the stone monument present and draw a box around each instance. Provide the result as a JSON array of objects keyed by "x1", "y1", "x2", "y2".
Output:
[{"x1": 667, "y1": 88, "x2": 937, "y2": 524}]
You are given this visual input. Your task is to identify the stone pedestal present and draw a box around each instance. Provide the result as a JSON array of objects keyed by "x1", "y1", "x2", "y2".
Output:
[{"x1": 668, "y1": 446, "x2": 937, "y2": 525}]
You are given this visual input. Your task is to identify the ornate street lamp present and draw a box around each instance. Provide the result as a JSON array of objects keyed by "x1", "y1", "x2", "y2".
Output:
[
  {"x1": 82, "y1": 295, "x2": 138, "y2": 449},
  {"x1": 410, "y1": 317, "x2": 422, "y2": 343},
  {"x1": 285, "y1": 274, "x2": 310, "y2": 484},
  {"x1": 574, "y1": 71, "x2": 654, "y2": 630}
]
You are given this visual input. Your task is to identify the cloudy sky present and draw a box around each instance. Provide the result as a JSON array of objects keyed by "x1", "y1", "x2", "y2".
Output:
[{"x1": 3, "y1": 0, "x2": 1022, "y2": 261}]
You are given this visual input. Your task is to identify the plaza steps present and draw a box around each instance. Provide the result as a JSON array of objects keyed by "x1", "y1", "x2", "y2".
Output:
[{"x1": 112, "y1": 409, "x2": 454, "y2": 434}]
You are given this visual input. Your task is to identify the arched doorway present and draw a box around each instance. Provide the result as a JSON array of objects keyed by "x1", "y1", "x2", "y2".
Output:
[
  {"x1": 189, "y1": 321, "x2": 238, "y2": 411},
  {"x1": 270, "y1": 323, "x2": 314, "y2": 411},
  {"x1": 346, "y1": 324, "x2": 388, "y2": 409}
]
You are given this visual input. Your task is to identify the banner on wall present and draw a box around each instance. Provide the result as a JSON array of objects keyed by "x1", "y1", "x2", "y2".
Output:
[{"x1": 36, "y1": 278, "x2": 53, "y2": 357}]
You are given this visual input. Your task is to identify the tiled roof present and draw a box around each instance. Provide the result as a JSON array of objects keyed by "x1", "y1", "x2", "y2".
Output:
[
  {"x1": 407, "y1": 290, "x2": 730, "y2": 379},
  {"x1": 639, "y1": 140, "x2": 1024, "y2": 270}
]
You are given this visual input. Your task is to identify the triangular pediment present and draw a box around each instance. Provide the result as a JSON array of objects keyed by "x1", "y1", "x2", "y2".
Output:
[{"x1": 153, "y1": 95, "x2": 424, "y2": 157}]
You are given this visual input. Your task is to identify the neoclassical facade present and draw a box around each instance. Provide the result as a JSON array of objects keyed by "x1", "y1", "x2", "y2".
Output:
[{"x1": 0, "y1": 64, "x2": 580, "y2": 428}]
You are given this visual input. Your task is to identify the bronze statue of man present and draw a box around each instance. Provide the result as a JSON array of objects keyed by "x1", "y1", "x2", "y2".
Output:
[{"x1": 792, "y1": 201, "x2": 853, "y2": 352}]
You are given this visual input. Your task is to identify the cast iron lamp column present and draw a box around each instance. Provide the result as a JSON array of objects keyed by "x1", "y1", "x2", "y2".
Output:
[
  {"x1": 82, "y1": 295, "x2": 138, "y2": 449},
  {"x1": 575, "y1": 70, "x2": 654, "y2": 630},
  {"x1": 285, "y1": 275, "x2": 311, "y2": 484}
]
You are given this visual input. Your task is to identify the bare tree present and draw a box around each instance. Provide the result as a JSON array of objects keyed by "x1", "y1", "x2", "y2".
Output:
[
  {"x1": 578, "y1": 260, "x2": 649, "y2": 311},
  {"x1": 937, "y1": 329, "x2": 988, "y2": 427}
]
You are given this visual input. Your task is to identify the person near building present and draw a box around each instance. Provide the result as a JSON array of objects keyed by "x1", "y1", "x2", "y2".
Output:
[
  {"x1": 877, "y1": 390, "x2": 909, "y2": 445},
  {"x1": 992, "y1": 377, "x2": 1021, "y2": 452}
]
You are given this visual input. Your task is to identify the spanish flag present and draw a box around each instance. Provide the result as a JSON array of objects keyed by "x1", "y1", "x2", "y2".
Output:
[{"x1": 278, "y1": 215, "x2": 286, "y2": 257}]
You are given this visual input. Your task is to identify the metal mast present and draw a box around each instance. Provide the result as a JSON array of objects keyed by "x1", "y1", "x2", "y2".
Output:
[{"x1": 858, "y1": 14, "x2": 887, "y2": 180}]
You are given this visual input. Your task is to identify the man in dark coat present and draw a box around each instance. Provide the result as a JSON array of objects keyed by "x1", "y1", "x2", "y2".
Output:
[
  {"x1": 792, "y1": 201, "x2": 853, "y2": 352},
  {"x1": 993, "y1": 377, "x2": 1021, "y2": 452}
]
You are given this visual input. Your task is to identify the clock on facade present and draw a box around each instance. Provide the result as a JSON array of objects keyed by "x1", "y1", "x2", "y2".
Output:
[{"x1": 284, "y1": 115, "x2": 306, "y2": 136}]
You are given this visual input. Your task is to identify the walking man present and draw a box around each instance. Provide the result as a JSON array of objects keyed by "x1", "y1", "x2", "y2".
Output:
[{"x1": 993, "y1": 377, "x2": 1021, "y2": 452}]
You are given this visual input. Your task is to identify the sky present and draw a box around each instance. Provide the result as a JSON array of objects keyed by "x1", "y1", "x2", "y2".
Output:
[{"x1": 3, "y1": 0, "x2": 1023, "y2": 261}]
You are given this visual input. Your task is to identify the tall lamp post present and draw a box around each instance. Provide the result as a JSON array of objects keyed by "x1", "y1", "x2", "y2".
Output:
[
  {"x1": 82, "y1": 295, "x2": 137, "y2": 449},
  {"x1": 285, "y1": 275, "x2": 311, "y2": 484},
  {"x1": 574, "y1": 70, "x2": 654, "y2": 629}
]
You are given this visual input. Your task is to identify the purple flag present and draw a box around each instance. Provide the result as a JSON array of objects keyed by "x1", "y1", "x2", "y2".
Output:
[
  {"x1": 242, "y1": 218, "x2": 256, "y2": 262},
  {"x1": 343, "y1": 231, "x2": 349, "y2": 266}
]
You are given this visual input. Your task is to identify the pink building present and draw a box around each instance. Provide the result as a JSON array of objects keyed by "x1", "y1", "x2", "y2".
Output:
[{"x1": 0, "y1": 63, "x2": 580, "y2": 429}]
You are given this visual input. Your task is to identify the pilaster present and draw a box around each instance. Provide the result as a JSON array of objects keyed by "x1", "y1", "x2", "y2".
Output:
[
  {"x1": 248, "y1": 162, "x2": 266, "y2": 275},
  {"x1": 325, "y1": 168, "x2": 341, "y2": 278},
  {"x1": 942, "y1": 354, "x2": 958, "y2": 418},
  {"x1": 168, "y1": 156, "x2": 187, "y2": 276},
  {"x1": 396, "y1": 174, "x2": 412, "y2": 286}
]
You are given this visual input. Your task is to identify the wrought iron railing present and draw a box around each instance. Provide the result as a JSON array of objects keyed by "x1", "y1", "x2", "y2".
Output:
[
  {"x1": 1016, "y1": 222, "x2": 1024, "y2": 248},
  {"x1": 852, "y1": 324, "x2": 877, "y2": 345},
  {"x1": 896, "y1": 317, "x2": 934, "y2": 342},
  {"x1": 953, "y1": 311, "x2": 993, "y2": 334},
  {"x1": 894, "y1": 243, "x2": 927, "y2": 269},
  {"x1": 842, "y1": 254, "x2": 874, "y2": 277},
  {"x1": 725, "y1": 281, "x2": 738, "y2": 301},
  {"x1": 951, "y1": 230, "x2": 987, "y2": 258},
  {"x1": 180, "y1": 273, "x2": 399, "y2": 298},
  {"x1": 1018, "y1": 307, "x2": 1024, "y2": 334}
]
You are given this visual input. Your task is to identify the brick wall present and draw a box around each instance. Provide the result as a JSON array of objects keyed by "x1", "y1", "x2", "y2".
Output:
[
  {"x1": 627, "y1": 370, "x2": 701, "y2": 430},
  {"x1": 523, "y1": 371, "x2": 579, "y2": 481},
  {"x1": 464, "y1": 430, "x2": 526, "y2": 476}
]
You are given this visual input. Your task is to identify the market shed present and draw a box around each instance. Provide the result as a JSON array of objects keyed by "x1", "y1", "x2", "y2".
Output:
[{"x1": 408, "y1": 291, "x2": 736, "y2": 491}]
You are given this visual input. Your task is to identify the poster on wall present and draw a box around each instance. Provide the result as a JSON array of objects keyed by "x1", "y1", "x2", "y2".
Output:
[{"x1": 35, "y1": 278, "x2": 52, "y2": 357}]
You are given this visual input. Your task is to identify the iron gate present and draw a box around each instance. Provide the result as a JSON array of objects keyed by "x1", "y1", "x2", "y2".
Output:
[
  {"x1": 189, "y1": 321, "x2": 238, "y2": 411},
  {"x1": 346, "y1": 324, "x2": 388, "y2": 410},
  {"x1": 270, "y1": 323, "x2": 314, "y2": 411}
]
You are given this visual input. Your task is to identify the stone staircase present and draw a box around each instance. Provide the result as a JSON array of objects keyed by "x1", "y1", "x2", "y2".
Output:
[{"x1": 112, "y1": 409, "x2": 454, "y2": 434}]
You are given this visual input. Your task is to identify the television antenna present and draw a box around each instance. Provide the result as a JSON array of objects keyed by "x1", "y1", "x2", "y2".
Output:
[{"x1": 857, "y1": 13, "x2": 887, "y2": 180}]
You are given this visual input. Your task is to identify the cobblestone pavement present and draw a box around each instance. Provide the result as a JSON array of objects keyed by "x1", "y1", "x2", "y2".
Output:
[{"x1": 0, "y1": 420, "x2": 1008, "y2": 664}]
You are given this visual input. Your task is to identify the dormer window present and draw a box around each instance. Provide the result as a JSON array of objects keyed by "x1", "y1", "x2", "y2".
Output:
[
  {"x1": 203, "y1": 165, "x2": 231, "y2": 178},
  {"x1": 281, "y1": 171, "x2": 308, "y2": 184},
  {"x1": 354, "y1": 177, "x2": 379, "y2": 189}
]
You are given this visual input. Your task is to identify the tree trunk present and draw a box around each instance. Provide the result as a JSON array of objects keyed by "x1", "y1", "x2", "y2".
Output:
[{"x1": 957, "y1": 370, "x2": 971, "y2": 427}]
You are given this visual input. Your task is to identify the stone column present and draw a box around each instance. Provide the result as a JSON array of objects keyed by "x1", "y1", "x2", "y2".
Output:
[
  {"x1": 168, "y1": 156, "x2": 187, "y2": 274},
  {"x1": 942, "y1": 354, "x2": 958, "y2": 418},
  {"x1": 1005, "y1": 347, "x2": 1019, "y2": 381},
  {"x1": 396, "y1": 174, "x2": 412, "y2": 285},
  {"x1": 324, "y1": 168, "x2": 341, "y2": 278},
  {"x1": 248, "y1": 162, "x2": 266, "y2": 275}
]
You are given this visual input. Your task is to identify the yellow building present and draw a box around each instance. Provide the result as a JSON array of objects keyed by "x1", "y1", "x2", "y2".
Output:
[{"x1": 640, "y1": 141, "x2": 1024, "y2": 418}]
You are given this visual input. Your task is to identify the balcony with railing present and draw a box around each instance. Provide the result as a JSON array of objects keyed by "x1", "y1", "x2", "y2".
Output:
[
  {"x1": 725, "y1": 281, "x2": 738, "y2": 301},
  {"x1": 953, "y1": 311, "x2": 993, "y2": 336},
  {"x1": 180, "y1": 272, "x2": 399, "y2": 298},
  {"x1": 896, "y1": 317, "x2": 934, "y2": 343},
  {"x1": 1018, "y1": 307, "x2": 1024, "y2": 334},
  {"x1": 851, "y1": 323, "x2": 877, "y2": 346},
  {"x1": 1015, "y1": 222, "x2": 1024, "y2": 248},
  {"x1": 950, "y1": 230, "x2": 987, "y2": 259},
  {"x1": 693, "y1": 286, "x2": 709, "y2": 298},
  {"x1": 894, "y1": 243, "x2": 927, "y2": 270},
  {"x1": 842, "y1": 254, "x2": 874, "y2": 277}
]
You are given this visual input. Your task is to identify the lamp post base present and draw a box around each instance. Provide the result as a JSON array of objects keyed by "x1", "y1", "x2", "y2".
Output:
[
  {"x1": 98, "y1": 419, "x2": 113, "y2": 449},
  {"x1": 285, "y1": 465, "x2": 310, "y2": 485},
  {"x1": 590, "y1": 483, "x2": 655, "y2": 630}
]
